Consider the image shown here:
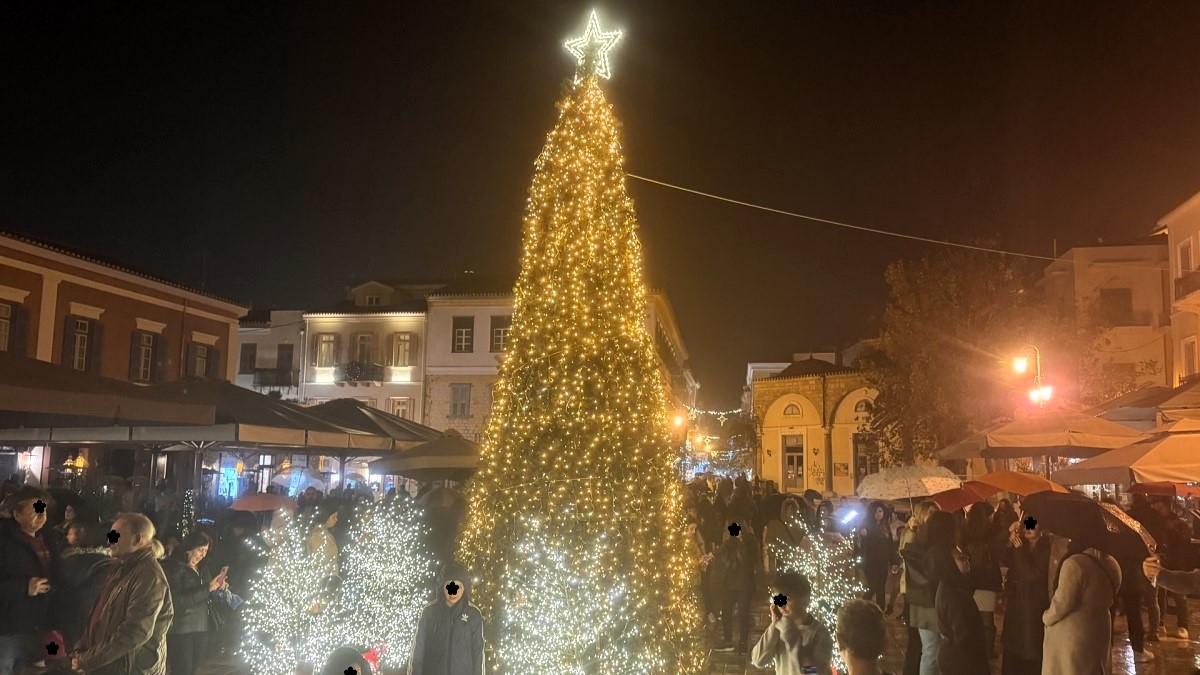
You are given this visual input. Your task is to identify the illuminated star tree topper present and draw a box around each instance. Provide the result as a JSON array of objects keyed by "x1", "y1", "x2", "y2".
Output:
[{"x1": 563, "y1": 9, "x2": 623, "y2": 80}]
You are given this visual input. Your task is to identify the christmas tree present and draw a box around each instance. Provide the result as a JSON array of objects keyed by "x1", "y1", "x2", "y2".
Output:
[
  {"x1": 458, "y1": 11, "x2": 703, "y2": 674},
  {"x1": 769, "y1": 518, "x2": 866, "y2": 672},
  {"x1": 332, "y1": 500, "x2": 437, "y2": 670},
  {"x1": 239, "y1": 517, "x2": 341, "y2": 675}
]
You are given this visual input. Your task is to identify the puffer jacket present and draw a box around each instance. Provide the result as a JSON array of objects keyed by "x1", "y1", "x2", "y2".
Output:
[
  {"x1": 56, "y1": 547, "x2": 116, "y2": 647},
  {"x1": 161, "y1": 557, "x2": 210, "y2": 635},
  {"x1": 75, "y1": 547, "x2": 174, "y2": 675},
  {"x1": 408, "y1": 566, "x2": 484, "y2": 675}
]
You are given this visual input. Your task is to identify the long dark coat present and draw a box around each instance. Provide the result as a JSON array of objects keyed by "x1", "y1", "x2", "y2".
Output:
[{"x1": 1001, "y1": 535, "x2": 1054, "y2": 661}]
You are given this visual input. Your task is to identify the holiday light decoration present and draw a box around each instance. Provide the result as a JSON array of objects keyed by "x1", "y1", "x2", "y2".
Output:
[
  {"x1": 178, "y1": 489, "x2": 196, "y2": 538},
  {"x1": 769, "y1": 516, "x2": 866, "y2": 672},
  {"x1": 239, "y1": 516, "x2": 341, "y2": 675},
  {"x1": 563, "y1": 10, "x2": 622, "y2": 81},
  {"x1": 331, "y1": 500, "x2": 437, "y2": 670},
  {"x1": 458, "y1": 10, "x2": 703, "y2": 673},
  {"x1": 684, "y1": 405, "x2": 744, "y2": 427}
]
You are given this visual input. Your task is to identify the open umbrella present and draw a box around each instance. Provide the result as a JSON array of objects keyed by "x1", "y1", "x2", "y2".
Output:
[
  {"x1": 856, "y1": 466, "x2": 961, "y2": 501},
  {"x1": 1022, "y1": 491, "x2": 1157, "y2": 560},
  {"x1": 1128, "y1": 482, "x2": 1200, "y2": 498},
  {"x1": 230, "y1": 493, "x2": 295, "y2": 512},
  {"x1": 974, "y1": 470, "x2": 1069, "y2": 496},
  {"x1": 930, "y1": 481, "x2": 1001, "y2": 512},
  {"x1": 417, "y1": 486, "x2": 465, "y2": 510},
  {"x1": 271, "y1": 467, "x2": 326, "y2": 493},
  {"x1": 1054, "y1": 425, "x2": 1200, "y2": 485}
]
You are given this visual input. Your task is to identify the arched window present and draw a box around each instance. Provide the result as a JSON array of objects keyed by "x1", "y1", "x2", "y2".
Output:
[
  {"x1": 855, "y1": 399, "x2": 873, "y2": 414},
  {"x1": 783, "y1": 403, "x2": 802, "y2": 416}
]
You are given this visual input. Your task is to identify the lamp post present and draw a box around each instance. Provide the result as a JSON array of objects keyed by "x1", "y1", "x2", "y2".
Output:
[{"x1": 1013, "y1": 345, "x2": 1052, "y2": 408}]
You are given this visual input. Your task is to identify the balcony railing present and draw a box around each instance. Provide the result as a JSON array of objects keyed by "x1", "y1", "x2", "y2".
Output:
[
  {"x1": 254, "y1": 368, "x2": 297, "y2": 388},
  {"x1": 334, "y1": 361, "x2": 386, "y2": 383},
  {"x1": 1100, "y1": 309, "x2": 1154, "y2": 327},
  {"x1": 1176, "y1": 269, "x2": 1200, "y2": 301}
]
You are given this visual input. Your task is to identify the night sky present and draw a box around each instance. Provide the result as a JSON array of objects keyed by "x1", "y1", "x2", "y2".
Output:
[{"x1": 7, "y1": 2, "x2": 1200, "y2": 407}]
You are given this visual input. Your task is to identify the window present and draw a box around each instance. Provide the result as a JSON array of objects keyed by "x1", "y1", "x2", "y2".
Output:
[
  {"x1": 1184, "y1": 338, "x2": 1198, "y2": 380},
  {"x1": 71, "y1": 320, "x2": 90, "y2": 371},
  {"x1": 277, "y1": 343, "x2": 294, "y2": 372},
  {"x1": 1181, "y1": 240, "x2": 1194, "y2": 275},
  {"x1": 193, "y1": 344, "x2": 210, "y2": 377},
  {"x1": 783, "y1": 434, "x2": 804, "y2": 489},
  {"x1": 0, "y1": 303, "x2": 9, "y2": 352},
  {"x1": 355, "y1": 333, "x2": 374, "y2": 363},
  {"x1": 391, "y1": 332, "x2": 413, "y2": 366},
  {"x1": 1097, "y1": 288, "x2": 1135, "y2": 326},
  {"x1": 317, "y1": 334, "x2": 336, "y2": 367},
  {"x1": 365, "y1": 295, "x2": 381, "y2": 306},
  {"x1": 854, "y1": 399, "x2": 873, "y2": 414},
  {"x1": 450, "y1": 383, "x2": 472, "y2": 418},
  {"x1": 490, "y1": 315, "x2": 512, "y2": 352},
  {"x1": 239, "y1": 343, "x2": 258, "y2": 374},
  {"x1": 133, "y1": 332, "x2": 155, "y2": 382},
  {"x1": 783, "y1": 403, "x2": 801, "y2": 416},
  {"x1": 452, "y1": 317, "x2": 474, "y2": 353},
  {"x1": 390, "y1": 397, "x2": 413, "y2": 420}
]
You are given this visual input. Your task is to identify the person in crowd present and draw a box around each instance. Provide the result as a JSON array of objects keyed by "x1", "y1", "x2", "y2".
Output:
[
  {"x1": 714, "y1": 520, "x2": 758, "y2": 654},
  {"x1": 763, "y1": 497, "x2": 808, "y2": 577},
  {"x1": 900, "y1": 505, "x2": 941, "y2": 675},
  {"x1": 926, "y1": 511, "x2": 988, "y2": 675},
  {"x1": 1143, "y1": 554, "x2": 1200, "y2": 597},
  {"x1": 56, "y1": 520, "x2": 117, "y2": 651},
  {"x1": 208, "y1": 511, "x2": 263, "y2": 599},
  {"x1": 999, "y1": 516, "x2": 1055, "y2": 674},
  {"x1": 0, "y1": 486, "x2": 55, "y2": 675},
  {"x1": 408, "y1": 561, "x2": 484, "y2": 675},
  {"x1": 1149, "y1": 496, "x2": 1193, "y2": 640},
  {"x1": 50, "y1": 498, "x2": 83, "y2": 550},
  {"x1": 858, "y1": 502, "x2": 899, "y2": 610},
  {"x1": 151, "y1": 482, "x2": 176, "y2": 534},
  {"x1": 961, "y1": 502, "x2": 1001, "y2": 656},
  {"x1": 308, "y1": 501, "x2": 341, "y2": 576},
  {"x1": 1041, "y1": 540, "x2": 1121, "y2": 675},
  {"x1": 161, "y1": 531, "x2": 227, "y2": 675},
  {"x1": 836, "y1": 599, "x2": 892, "y2": 675},
  {"x1": 685, "y1": 516, "x2": 717, "y2": 625},
  {"x1": 72, "y1": 512, "x2": 174, "y2": 675},
  {"x1": 715, "y1": 478, "x2": 735, "y2": 517},
  {"x1": 1113, "y1": 546, "x2": 1156, "y2": 663},
  {"x1": 992, "y1": 499, "x2": 1017, "y2": 536},
  {"x1": 898, "y1": 501, "x2": 937, "y2": 675},
  {"x1": 750, "y1": 572, "x2": 833, "y2": 675}
]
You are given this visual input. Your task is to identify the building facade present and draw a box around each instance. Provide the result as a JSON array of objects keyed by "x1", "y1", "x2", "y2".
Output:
[
  {"x1": 298, "y1": 281, "x2": 435, "y2": 421},
  {"x1": 1039, "y1": 239, "x2": 1172, "y2": 388},
  {"x1": 750, "y1": 354, "x2": 876, "y2": 496},
  {"x1": 234, "y1": 310, "x2": 305, "y2": 399},
  {"x1": 1157, "y1": 193, "x2": 1200, "y2": 384},
  {"x1": 422, "y1": 277, "x2": 700, "y2": 441}
]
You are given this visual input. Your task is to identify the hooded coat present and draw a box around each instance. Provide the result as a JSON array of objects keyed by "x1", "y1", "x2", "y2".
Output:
[
  {"x1": 408, "y1": 563, "x2": 484, "y2": 675},
  {"x1": 1041, "y1": 548, "x2": 1121, "y2": 675}
]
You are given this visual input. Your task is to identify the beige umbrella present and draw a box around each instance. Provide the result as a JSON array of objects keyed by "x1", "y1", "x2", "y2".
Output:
[
  {"x1": 938, "y1": 409, "x2": 1145, "y2": 461},
  {"x1": 1055, "y1": 427, "x2": 1200, "y2": 485},
  {"x1": 368, "y1": 429, "x2": 480, "y2": 481}
]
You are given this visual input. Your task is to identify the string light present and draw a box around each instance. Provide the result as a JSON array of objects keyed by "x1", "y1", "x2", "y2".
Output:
[
  {"x1": 458, "y1": 11, "x2": 703, "y2": 673},
  {"x1": 683, "y1": 405, "x2": 744, "y2": 426},
  {"x1": 769, "y1": 517, "x2": 866, "y2": 673},
  {"x1": 179, "y1": 489, "x2": 196, "y2": 539},
  {"x1": 563, "y1": 10, "x2": 622, "y2": 81}
]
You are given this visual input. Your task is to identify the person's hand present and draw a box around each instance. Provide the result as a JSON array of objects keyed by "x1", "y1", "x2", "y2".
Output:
[
  {"x1": 27, "y1": 577, "x2": 50, "y2": 596},
  {"x1": 1143, "y1": 556, "x2": 1161, "y2": 581},
  {"x1": 890, "y1": 565, "x2": 901, "y2": 575},
  {"x1": 769, "y1": 604, "x2": 782, "y2": 622},
  {"x1": 71, "y1": 655, "x2": 81, "y2": 672},
  {"x1": 1008, "y1": 521, "x2": 1022, "y2": 549}
]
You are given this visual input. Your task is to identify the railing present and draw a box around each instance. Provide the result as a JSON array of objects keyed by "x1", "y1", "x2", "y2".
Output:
[
  {"x1": 334, "y1": 362, "x2": 386, "y2": 383},
  {"x1": 1101, "y1": 309, "x2": 1153, "y2": 327},
  {"x1": 1176, "y1": 269, "x2": 1200, "y2": 301},
  {"x1": 254, "y1": 368, "x2": 297, "y2": 388}
]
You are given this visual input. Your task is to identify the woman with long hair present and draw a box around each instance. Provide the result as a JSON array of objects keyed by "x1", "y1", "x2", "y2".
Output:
[
  {"x1": 927, "y1": 511, "x2": 988, "y2": 675},
  {"x1": 899, "y1": 501, "x2": 941, "y2": 675},
  {"x1": 859, "y1": 501, "x2": 899, "y2": 609},
  {"x1": 963, "y1": 502, "x2": 1002, "y2": 656},
  {"x1": 161, "y1": 531, "x2": 228, "y2": 675}
]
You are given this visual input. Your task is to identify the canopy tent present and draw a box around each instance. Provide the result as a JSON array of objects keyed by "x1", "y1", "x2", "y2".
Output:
[
  {"x1": 1087, "y1": 384, "x2": 1177, "y2": 431},
  {"x1": 1054, "y1": 427, "x2": 1200, "y2": 486},
  {"x1": 368, "y1": 429, "x2": 480, "y2": 482},
  {"x1": 302, "y1": 398, "x2": 441, "y2": 451},
  {"x1": 0, "y1": 352, "x2": 215, "y2": 427},
  {"x1": 937, "y1": 409, "x2": 1146, "y2": 461}
]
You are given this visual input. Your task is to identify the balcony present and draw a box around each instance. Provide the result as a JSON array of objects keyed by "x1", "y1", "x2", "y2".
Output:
[
  {"x1": 1176, "y1": 269, "x2": 1200, "y2": 303},
  {"x1": 1099, "y1": 310, "x2": 1154, "y2": 328},
  {"x1": 334, "y1": 361, "x2": 386, "y2": 384},
  {"x1": 254, "y1": 368, "x2": 297, "y2": 388}
]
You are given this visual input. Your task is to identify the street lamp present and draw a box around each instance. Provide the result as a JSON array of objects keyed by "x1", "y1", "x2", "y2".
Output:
[{"x1": 1014, "y1": 345, "x2": 1050, "y2": 408}]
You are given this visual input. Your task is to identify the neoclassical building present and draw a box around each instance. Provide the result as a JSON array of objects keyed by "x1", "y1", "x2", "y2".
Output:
[{"x1": 749, "y1": 356, "x2": 877, "y2": 496}]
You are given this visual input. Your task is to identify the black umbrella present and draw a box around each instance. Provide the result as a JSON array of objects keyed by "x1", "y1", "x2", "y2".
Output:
[
  {"x1": 803, "y1": 489, "x2": 823, "y2": 503},
  {"x1": 1022, "y1": 491, "x2": 1157, "y2": 560}
]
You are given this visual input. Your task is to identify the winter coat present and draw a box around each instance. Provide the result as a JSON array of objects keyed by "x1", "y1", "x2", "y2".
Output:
[
  {"x1": 75, "y1": 547, "x2": 174, "y2": 675},
  {"x1": 1041, "y1": 549, "x2": 1121, "y2": 675},
  {"x1": 408, "y1": 575, "x2": 484, "y2": 675},
  {"x1": 56, "y1": 547, "x2": 116, "y2": 647},
  {"x1": 0, "y1": 517, "x2": 56, "y2": 635},
  {"x1": 963, "y1": 533, "x2": 1002, "y2": 594},
  {"x1": 1000, "y1": 534, "x2": 1054, "y2": 661},
  {"x1": 900, "y1": 534, "x2": 938, "y2": 631},
  {"x1": 749, "y1": 614, "x2": 833, "y2": 675},
  {"x1": 161, "y1": 558, "x2": 210, "y2": 635},
  {"x1": 930, "y1": 547, "x2": 988, "y2": 675},
  {"x1": 716, "y1": 535, "x2": 758, "y2": 594},
  {"x1": 859, "y1": 521, "x2": 898, "y2": 577}
]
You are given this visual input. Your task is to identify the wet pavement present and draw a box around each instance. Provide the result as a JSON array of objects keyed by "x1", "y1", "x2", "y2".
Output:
[{"x1": 706, "y1": 594, "x2": 1200, "y2": 674}]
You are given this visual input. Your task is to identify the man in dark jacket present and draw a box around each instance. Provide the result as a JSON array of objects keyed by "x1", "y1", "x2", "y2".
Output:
[
  {"x1": 73, "y1": 512, "x2": 173, "y2": 675},
  {"x1": 1150, "y1": 497, "x2": 1194, "y2": 639},
  {"x1": 409, "y1": 561, "x2": 484, "y2": 675},
  {"x1": 714, "y1": 521, "x2": 759, "y2": 654},
  {"x1": 0, "y1": 486, "x2": 55, "y2": 675}
]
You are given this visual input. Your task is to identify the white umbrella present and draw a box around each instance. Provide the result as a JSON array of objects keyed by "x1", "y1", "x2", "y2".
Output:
[
  {"x1": 271, "y1": 467, "x2": 326, "y2": 494},
  {"x1": 856, "y1": 465, "x2": 961, "y2": 501}
]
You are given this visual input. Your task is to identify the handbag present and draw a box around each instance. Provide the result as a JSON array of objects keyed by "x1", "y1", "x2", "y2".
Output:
[{"x1": 207, "y1": 590, "x2": 235, "y2": 631}]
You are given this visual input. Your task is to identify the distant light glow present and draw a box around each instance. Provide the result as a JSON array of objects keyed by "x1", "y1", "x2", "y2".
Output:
[
  {"x1": 1013, "y1": 356, "x2": 1029, "y2": 374},
  {"x1": 1029, "y1": 385, "x2": 1054, "y2": 403}
]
